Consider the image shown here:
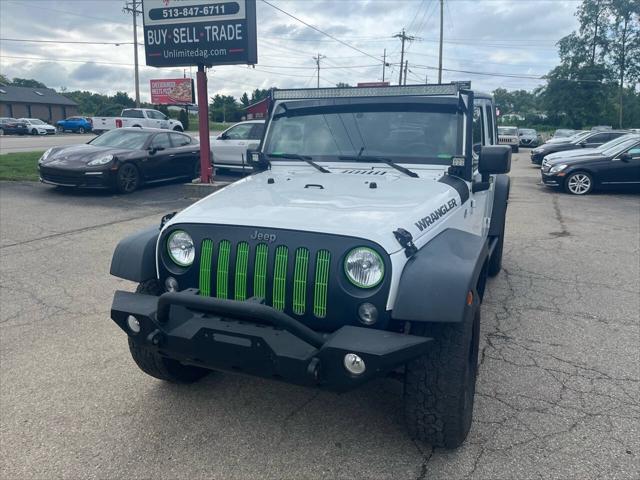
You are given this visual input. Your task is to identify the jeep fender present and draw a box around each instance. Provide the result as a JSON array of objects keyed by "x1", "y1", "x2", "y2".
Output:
[
  {"x1": 110, "y1": 226, "x2": 159, "y2": 282},
  {"x1": 391, "y1": 228, "x2": 487, "y2": 323},
  {"x1": 489, "y1": 174, "x2": 510, "y2": 237}
]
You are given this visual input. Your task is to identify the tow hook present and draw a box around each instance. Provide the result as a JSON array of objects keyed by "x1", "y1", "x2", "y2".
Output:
[
  {"x1": 147, "y1": 329, "x2": 163, "y2": 346},
  {"x1": 393, "y1": 228, "x2": 418, "y2": 258},
  {"x1": 307, "y1": 357, "x2": 321, "y2": 382}
]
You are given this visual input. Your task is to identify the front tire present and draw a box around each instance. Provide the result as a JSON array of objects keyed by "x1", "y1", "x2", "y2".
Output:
[
  {"x1": 31, "y1": 128, "x2": 38, "y2": 135},
  {"x1": 127, "y1": 280, "x2": 209, "y2": 383},
  {"x1": 116, "y1": 163, "x2": 140, "y2": 193},
  {"x1": 404, "y1": 307, "x2": 481, "y2": 449},
  {"x1": 565, "y1": 171, "x2": 593, "y2": 195},
  {"x1": 78, "y1": 127, "x2": 85, "y2": 134}
]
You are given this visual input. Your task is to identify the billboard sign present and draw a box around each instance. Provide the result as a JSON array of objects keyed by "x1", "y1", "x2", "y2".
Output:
[
  {"x1": 142, "y1": 0, "x2": 257, "y2": 68},
  {"x1": 150, "y1": 78, "x2": 195, "y2": 104}
]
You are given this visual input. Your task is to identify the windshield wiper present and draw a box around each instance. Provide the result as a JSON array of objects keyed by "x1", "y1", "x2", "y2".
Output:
[
  {"x1": 267, "y1": 153, "x2": 330, "y2": 173},
  {"x1": 338, "y1": 155, "x2": 419, "y2": 178}
]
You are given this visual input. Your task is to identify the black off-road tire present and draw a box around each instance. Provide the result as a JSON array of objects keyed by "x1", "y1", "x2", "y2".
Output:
[
  {"x1": 403, "y1": 307, "x2": 481, "y2": 449},
  {"x1": 127, "y1": 280, "x2": 210, "y2": 383}
]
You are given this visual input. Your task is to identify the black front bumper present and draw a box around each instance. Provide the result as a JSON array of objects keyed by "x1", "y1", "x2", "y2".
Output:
[
  {"x1": 530, "y1": 152, "x2": 545, "y2": 164},
  {"x1": 541, "y1": 171, "x2": 563, "y2": 187},
  {"x1": 39, "y1": 166, "x2": 114, "y2": 188},
  {"x1": 111, "y1": 290, "x2": 431, "y2": 392}
]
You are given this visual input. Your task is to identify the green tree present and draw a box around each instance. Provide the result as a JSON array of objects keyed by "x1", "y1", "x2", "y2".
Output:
[
  {"x1": 0, "y1": 74, "x2": 9, "y2": 85},
  {"x1": 240, "y1": 92, "x2": 250, "y2": 106},
  {"x1": 10, "y1": 78, "x2": 47, "y2": 88},
  {"x1": 336, "y1": 82, "x2": 351, "y2": 88}
]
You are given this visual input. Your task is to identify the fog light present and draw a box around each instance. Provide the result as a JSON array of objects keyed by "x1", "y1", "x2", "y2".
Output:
[
  {"x1": 126, "y1": 315, "x2": 141, "y2": 334},
  {"x1": 344, "y1": 353, "x2": 366, "y2": 375},
  {"x1": 358, "y1": 302, "x2": 378, "y2": 325},
  {"x1": 165, "y1": 276, "x2": 178, "y2": 292}
]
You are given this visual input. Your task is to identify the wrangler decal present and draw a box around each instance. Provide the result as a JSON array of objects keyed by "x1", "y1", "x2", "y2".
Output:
[{"x1": 414, "y1": 199, "x2": 458, "y2": 231}]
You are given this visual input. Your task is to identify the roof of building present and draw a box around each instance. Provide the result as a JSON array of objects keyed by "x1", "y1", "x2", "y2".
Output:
[
  {"x1": 244, "y1": 97, "x2": 270, "y2": 110},
  {"x1": 0, "y1": 85, "x2": 78, "y2": 106}
]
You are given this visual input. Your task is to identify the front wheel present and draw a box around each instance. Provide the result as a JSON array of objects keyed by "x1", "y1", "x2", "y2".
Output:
[
  {"x1": 127, "y1": 280, "x2": 210, "y2": 383},
  {"x1": 78, "y1": 127, "x2": 85, "y2": 134},
  {"x1": 404, "y1": 307, "x2": 481, "y2": 448},
  {"x1": 31, "y1": 128, "x2": 38, "y2": 135},
  {"x1": 116, "y1": 163, "x2": 140, "y2": 193},
  {"x1": 565, "y1": 171, "x2": 593, "y2": 195},
  {"x1": 57, "y1": 126, "x2": 64, "y2": 133}
]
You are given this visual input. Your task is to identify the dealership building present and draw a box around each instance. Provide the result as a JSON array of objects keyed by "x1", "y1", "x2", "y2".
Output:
[{"x1": 0, "y1": 85, "x2": 79, "y2": 122}]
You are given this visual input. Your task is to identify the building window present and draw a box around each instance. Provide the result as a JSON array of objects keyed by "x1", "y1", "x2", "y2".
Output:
[
  {"x1": 27, "y1": 104, "x2": 32, "y2": 117},
  {"x1": 48, "y1": 105, "x2": 52, "y2": 121}
]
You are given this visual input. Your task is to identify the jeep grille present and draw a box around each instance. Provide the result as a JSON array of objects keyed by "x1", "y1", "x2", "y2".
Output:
[{"x1": 198, "y1": 240, "x2": 331, "y2": 318}]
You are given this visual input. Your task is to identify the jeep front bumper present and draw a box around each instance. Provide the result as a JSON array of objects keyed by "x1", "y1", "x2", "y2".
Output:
[{"x1": 111, "y1": 290, "x2": 431, "y2": 392}]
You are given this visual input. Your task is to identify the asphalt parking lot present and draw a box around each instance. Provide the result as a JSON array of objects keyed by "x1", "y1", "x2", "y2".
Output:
[
  {"x1": 1, "y1": 152, "x2": 638, "y2": 479},
  {"x1": 0, "y1": 131, "x2": 215, "y2": 154}
]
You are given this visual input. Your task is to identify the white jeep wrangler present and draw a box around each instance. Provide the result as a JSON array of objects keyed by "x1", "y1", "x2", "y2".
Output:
[{"x1": 109, "y1": 83, "x2": 511, "y2": 449}]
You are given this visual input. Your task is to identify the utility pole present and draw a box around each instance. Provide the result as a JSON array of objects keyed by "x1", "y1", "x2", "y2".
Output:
[
  {"x1": 393, "y1": 29, "x2": 415, "y2": 85},
  {"x1": 123, "y1": 0, "x2": 142, "y2": 106},
  {"x1": 438, "y1": 0, "x2": 444, "y2": 84},
  {"x1": 382, "y1": 49, "x2": 386, "y2": 82},
  {"x1": 313, "y1": 53, "x2": 325, "y2": 88},
  {"x1": 404, "y1": 60, "x2": 408, "y2": 85}
]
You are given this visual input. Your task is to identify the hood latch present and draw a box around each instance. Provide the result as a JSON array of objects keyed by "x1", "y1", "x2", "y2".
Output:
[{"x1": 393, "y1": 228, "x2": 418, "y2": 258}]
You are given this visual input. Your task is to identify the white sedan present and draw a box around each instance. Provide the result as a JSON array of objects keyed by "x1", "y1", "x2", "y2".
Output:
[
  {"x1": 20, "y1": 118, "x2": 57, "y2": 135},
  {"x1": 210, "y1": 120, "x2": 265, "y2": 171}
]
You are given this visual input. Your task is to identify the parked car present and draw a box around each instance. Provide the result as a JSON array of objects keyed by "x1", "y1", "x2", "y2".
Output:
[
  {"x1": 591, "y1": 125, "x2": 612, "y2": 131},
  {"x1": 20, "y1": 118, "x2": 56, "y2": 135},
  {"x1": 56, "y1": 116, "x2": 93, "y2": 134},
  {"x1": 546, "y1": 130, "x2": 589, "y2": 145},
  {"x1": 498, "y1": 126, "x2": 519, "y2": 152},
  {"x1": 541, "y1": 134, "x2": 640, "y2": 194},
  {"x1": 518, "y1": 128, "x2": 540, "y2": 148},
  {"x1": 0, "y1": 117, "x2": 29, "y2": 135},
  {"x1": 544, "y1": 133, "x2": 640, "y2": 163},
  {"x1": 38, "y1": 128, "x2": 200, "y2": 193},
  {"x1": 210, "y1": 120, "x2": 265, "y2": 171},
  {"x1": 530, "y1": 130, "x2": 629, "y2": 164},
  {"x1": 552, "y1": 129, "x2": 576, "y2": 138},
  {"x1": 92, "y1": 108, "x2": 183, "y2": 134}
]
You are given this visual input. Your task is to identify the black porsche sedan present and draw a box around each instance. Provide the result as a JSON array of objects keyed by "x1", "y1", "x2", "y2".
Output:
[
  {"x1": 541, "y1": 135, "x2": 640, "y2": 195},
  {"x1": 530, "y1": 130, "x2": 629, "y2": 165},
  {"x1": 38, "y1": 128, "x2": 201, "y2": 193}
]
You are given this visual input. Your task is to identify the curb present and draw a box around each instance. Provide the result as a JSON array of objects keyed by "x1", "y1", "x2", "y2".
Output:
[{"x1": 183, "y1": 180, "x2": 232, "y2": 199}]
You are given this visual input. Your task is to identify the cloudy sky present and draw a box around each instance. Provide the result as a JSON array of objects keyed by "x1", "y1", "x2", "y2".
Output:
[{"x1": 0, "y1": 0, "x2": 582, "y2": 101}]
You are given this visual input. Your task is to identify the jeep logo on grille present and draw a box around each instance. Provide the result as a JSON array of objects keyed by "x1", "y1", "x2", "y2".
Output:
[{"x1": 250, "y1": 230, "x2": 277, "y2": 243}]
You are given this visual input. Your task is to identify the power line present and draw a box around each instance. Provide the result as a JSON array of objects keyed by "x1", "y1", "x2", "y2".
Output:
[
  {"x1": 260, "y1": 0, "x2": 382, "y2": 63},
  {"x1": 0, "y1": 37, "x2": 133, "y2": 46}
]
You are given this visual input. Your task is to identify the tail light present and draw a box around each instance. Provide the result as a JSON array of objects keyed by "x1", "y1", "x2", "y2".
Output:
[{"x1": 115, "y1": 119, "x2": 122, "y2": 128}]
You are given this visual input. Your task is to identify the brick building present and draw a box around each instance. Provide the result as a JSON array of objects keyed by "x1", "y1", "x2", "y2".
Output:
[
  {"x1": 244, "y1": 97, "x2": 269, "y2": 120},
  {"x1": 0, "y1": 85, "x2": 78, "y2": 122}
]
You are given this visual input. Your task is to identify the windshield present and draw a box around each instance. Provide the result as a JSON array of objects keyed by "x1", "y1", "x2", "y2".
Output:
[
  {"x1": 568, "y1": 131, "x2": 591, "y2": 142},
  {"x1": 555, "y1": 129, "x2": 574, "y2": 137},
  {"x1": 519, "y1": 129, "x2": 535, "y2": 135},
  {"x1": 89, "y1": 129, "x2": 151, "y2": 149},
  {"x1": 23, "y1": 119, "x2": 44, "y2": 125},
  {"x1": 263, "y1": 104, "x2": 462, "y2": 165},
  {"x1": 601, "y1": 136, "x2": 640, "y2": 156},
  {"x1": 498, "y1": 127, "x2": 518, "y2": 135}
]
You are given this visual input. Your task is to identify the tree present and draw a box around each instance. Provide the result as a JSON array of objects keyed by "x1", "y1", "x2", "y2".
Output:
[
  {"x1": 250, "y1": 88, "x2": 270, "y2": 104},
  {"x1": 209, "y1": 94, "x2": 242, "y2": 123},
  {"x1": 10, "y1": 78, "x2": 47, "y2": 88},
  {"x1": 0, "y1": 74, "x2": 9, "y2": 85},
  {"x1": 336, "y1": 82, "x2": 351, "y2": 88},
  {"x1": 240, "y1": 92, "x2": 250, "y2": 107}
]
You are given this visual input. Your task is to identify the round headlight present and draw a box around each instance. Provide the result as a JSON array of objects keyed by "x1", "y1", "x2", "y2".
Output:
[
  {"x1": 344, "y1": 247, "x2": 384, "y2": 288},
  {"x1": 167, "y1": 230, "x2": 194, "y2": 267}
]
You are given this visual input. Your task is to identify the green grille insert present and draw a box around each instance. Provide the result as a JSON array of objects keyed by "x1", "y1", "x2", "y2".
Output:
[
  {"x1": 292, "y1": 248, "x2": 309, "y2": 315},
  {"x1": 216, "y1": 240, "x2": 231, "y2": 299},
  {"x1": 199, "y1": 239, "x2": 213, "y2": 297},
  {"x1": 253, "y1": 243, "x2": 268, "y2": 298},
  {"x1": 234, "y1": 242, "x2": 249, "y2": 301},
  {"x1": 313, "y1": 250, "x2": 331, "y2": 318},
  {"x1": 272, "y1": 246, "x2": 288, "y2": 311}
]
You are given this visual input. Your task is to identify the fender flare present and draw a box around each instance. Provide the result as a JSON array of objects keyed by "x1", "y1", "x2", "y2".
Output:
[
  {"x1": 391, "y1": 228, "x2": 487, "y2": 323},
  {"x1": 489, "y1": 174, "x2": 510, "y2": 237},
  {"x1": 110, "y1": 226, "x2": 159, "y2": 282}
]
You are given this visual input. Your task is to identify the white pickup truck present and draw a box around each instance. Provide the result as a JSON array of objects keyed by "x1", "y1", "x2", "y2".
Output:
[{"x1": 92, "y1": 108, "x2": 184, "y2": 134}]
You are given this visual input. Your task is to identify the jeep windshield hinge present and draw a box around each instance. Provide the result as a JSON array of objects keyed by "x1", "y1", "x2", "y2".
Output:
[{"x1": 393, "y1": 228, "x2": 418, "y2": 258}]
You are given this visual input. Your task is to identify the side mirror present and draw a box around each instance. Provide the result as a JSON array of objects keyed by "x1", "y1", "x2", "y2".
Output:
[
  {"x1": 247, "y1": 149, "x2": 269, "y2": 172},
  {"x1": 619, "y1": 153, "x2": 631, "y2": 162},
  {"x1": 219, "y1": 133, "x2": 229, "y2": 140},
  {"x1": 579, "y1": 141, "x2": 587, "y2": 147},
  {"x1": 479, "y1": 145, "x2": 511, "y2": 177}
]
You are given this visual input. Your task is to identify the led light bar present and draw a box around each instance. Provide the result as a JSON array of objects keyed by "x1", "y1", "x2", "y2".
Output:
[{"x1": 272, "y1": 82, "x2": 471, "y2": 101}]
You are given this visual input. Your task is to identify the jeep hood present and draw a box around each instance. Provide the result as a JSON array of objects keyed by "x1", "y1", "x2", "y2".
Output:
[{"x1": 169, "y1": 167, "x2": 466, "y2": 254}]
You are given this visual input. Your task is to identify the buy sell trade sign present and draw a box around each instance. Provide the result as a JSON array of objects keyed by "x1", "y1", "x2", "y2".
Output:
[{"x1": 142, "y1": 0, "x2": 257, "y2": 67}]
